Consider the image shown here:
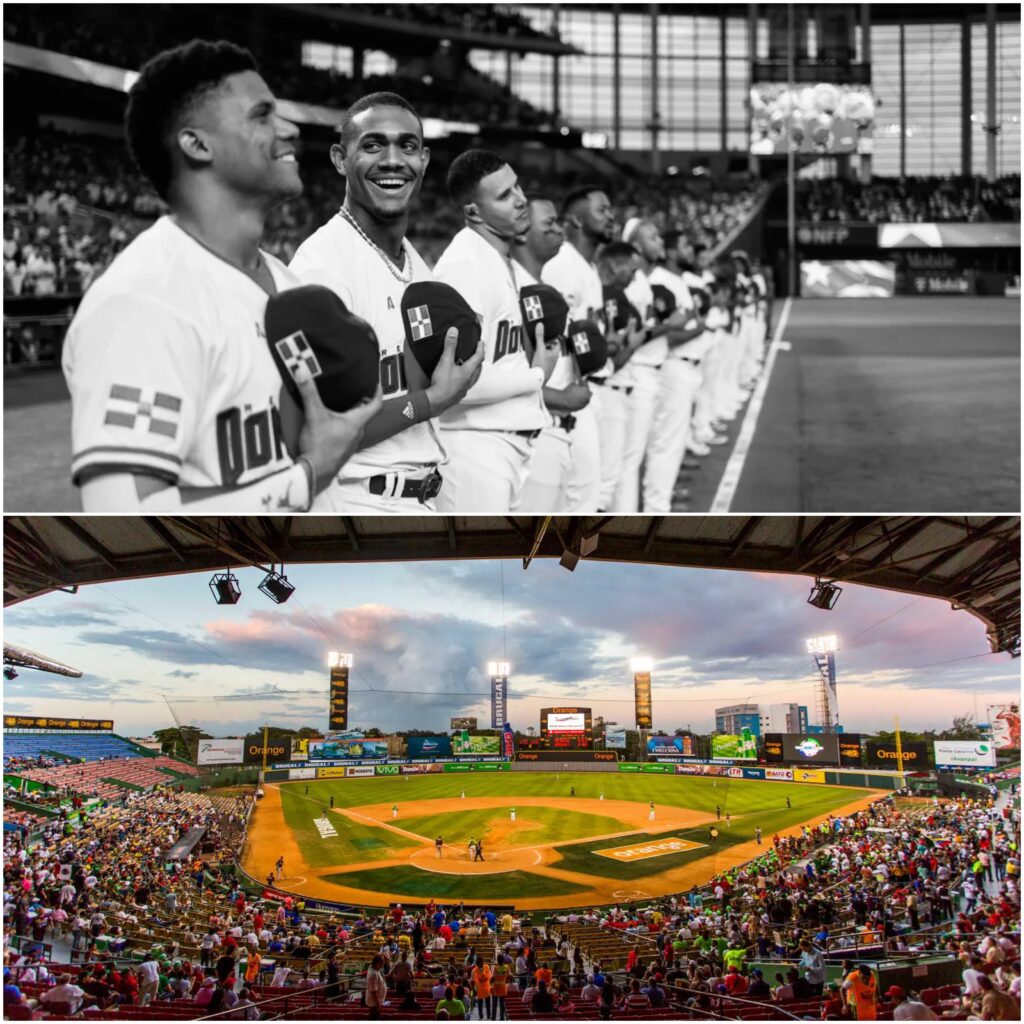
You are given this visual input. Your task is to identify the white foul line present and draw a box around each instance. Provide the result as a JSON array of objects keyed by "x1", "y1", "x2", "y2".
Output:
[{"x1": 710, "y1": 296, "x2": 793, "y2": 513}]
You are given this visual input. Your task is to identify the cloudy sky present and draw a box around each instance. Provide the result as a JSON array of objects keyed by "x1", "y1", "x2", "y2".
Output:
[{"x1": 3, "y1": 556, "x2": 1018, "y2": 739}]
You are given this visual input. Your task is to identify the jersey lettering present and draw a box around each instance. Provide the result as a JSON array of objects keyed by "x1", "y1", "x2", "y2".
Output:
[
  {"x1": 216, "y1": 403, "x2": 287, "y2": 486},
  {"x1": 379, "y1": 352, "x2": 409, "y2": 397},
  {"x1": 494, "y1": 321, "x2": 522, "y2": 362}
]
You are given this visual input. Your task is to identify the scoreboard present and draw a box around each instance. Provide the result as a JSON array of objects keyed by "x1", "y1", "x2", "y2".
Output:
[{"x1": 539, "y1": 707, "x2": 593, "y2": 749}]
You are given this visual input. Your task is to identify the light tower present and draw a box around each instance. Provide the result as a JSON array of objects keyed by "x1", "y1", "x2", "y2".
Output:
[
  {"x1": 487, "y1": 661, "x2": 510, "y2": 728},
  {"x1": 806, "y1": 636, "x2": 839, "y2": 732},
  {"x1": 327, "y1": 652, "x2": 353, "y2": 732},
  {"x1": 631, "y1": 657, "x2": 653, "y2": 731}
]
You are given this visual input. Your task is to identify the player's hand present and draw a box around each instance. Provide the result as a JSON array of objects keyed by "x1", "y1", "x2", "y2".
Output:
[
  {"x1": 559, "y1": 383, "x2": 592, "y2": 412},
  {"x1": 295, "y1": 376, "x2": 384, "y2": 493},
  {"x1": 529, "y1": 322, "x2": 558, "y2": 384},
  {"x1": 625, "y1": 316, "x2": 647, "y2": 349},
  {"x1": 425, "y1": 327, "x2": 485, "y2": 415}
]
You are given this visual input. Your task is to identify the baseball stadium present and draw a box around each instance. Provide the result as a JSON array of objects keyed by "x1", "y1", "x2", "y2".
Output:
[
  {"x1": 3, "y1": 515, "x2": 1021, "y2": 1021},
  {"x1": 2, "y1": 3, "x2": 1020, "y2": 515}
]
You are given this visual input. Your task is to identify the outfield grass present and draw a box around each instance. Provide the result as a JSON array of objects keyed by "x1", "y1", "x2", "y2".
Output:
[
  {"x1": 397, "y1": 805, "x2": 634, "y2": 847},
  {"x1": 323, "y1": 866, "x2": 589, "y2": 901},
  {"x1": 278, "y1": 784, "x2": 418, "y2": 868}
]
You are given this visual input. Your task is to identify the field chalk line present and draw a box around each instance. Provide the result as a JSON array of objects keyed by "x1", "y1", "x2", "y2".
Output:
[{"x1": 710, "y1": 295, "x2": 793, "y2": 513}]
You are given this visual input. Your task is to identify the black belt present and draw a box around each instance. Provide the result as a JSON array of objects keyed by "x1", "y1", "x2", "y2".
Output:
[
  {"x1": 557, "y1": 415, "x2": 576, "y2": 433},
  {"x1": 677, "y1": 356, "x2": 701, "y2": 365},
  {"x1": 368, "y1": 469, "x2": 442, "y2": 503},
  {"x1": 512, "y1": 429, "x2": 542, "y2": 440}
]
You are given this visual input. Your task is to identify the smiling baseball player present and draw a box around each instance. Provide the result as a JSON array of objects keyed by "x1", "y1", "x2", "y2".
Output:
[
  {"x1": 289, "y1": 92, "x2": 483, "y2": 511},
  {"x1": 61, "y1": 40, "x2": 381, "y2": 512},
  {"x1": 432, "y1": 149, "x2": 558, "y2": 512}
]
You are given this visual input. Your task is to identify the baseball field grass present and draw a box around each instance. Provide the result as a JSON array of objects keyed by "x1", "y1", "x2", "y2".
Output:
[{"x1": 248, "y1": 773, "x2": 872, "y2": 907}]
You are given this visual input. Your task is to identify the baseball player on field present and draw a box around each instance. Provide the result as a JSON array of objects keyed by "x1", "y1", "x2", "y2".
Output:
[
  {"x1": 289, "y1": 92, "x2": 484, "y2": 511},
  {"x1": 542, "y1": 186, "x2": 641, "y2": 511},
  {"x1": 432, "y1": 149, "x2": 559, "y2": 512},
  {"x1": 62, "y1": 40, "x2": 381, "y2": 511},
  {"x1": 613, "y1": 218, "x2": 702, "y2": 512},
  {"x1": 642, "y1": 246, "x2": 710, "y2": 512},
  {"x1": 511, "y1": 195, "x2": 591, "y2": 511}
]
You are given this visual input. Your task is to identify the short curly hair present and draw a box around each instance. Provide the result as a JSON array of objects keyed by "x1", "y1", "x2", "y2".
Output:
[
  {"x1": 125, "y1": 39, "x2": 257, "y2": 200},
  {"x1": 446, "y1": 148, "x2": 507, "y2": 207}
]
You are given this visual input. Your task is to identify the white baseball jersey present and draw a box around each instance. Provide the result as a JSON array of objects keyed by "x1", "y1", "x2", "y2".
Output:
[
  {"x1": 622, "y1": 268, "x2": 665, "y2": 369},
  {"x1": 63, "y1": 216, "x2": 300, "y2": 493},
  {"x1": 647, "y1": 266, "x2": 710, "y2": 361},
  {"x1": 541, "y1": 239, "x2": 609, "y2": 379},
  {"x1": 289, "y1": 213, "x2": 444, "y2": 477},
  {"x1": 433, "y1": 227, "x2": 545, "y2": 432},
  {"x1": 513, "y1": 258, "x2": 575, "y2": 419}
]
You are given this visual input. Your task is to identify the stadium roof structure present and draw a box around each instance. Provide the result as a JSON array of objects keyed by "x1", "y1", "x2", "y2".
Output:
[
  {"x1": 3, "y1": 642, "x2": 82, "y2": 678},
  {"x1": 4, "y1": 516, "x2": 1019, "y2": 657}
]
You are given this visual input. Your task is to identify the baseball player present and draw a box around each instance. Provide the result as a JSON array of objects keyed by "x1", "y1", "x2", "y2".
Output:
[
  {"x1": 642, "y1": 245, "x2": 709, "y2": 512},
  {"x1": 432, "y1": 149, "x2": 558, "y2": 512},
  {"x1": 542, "y1": 186, "x2": 640, "y2": 511},
  {"x1": 510, "y1": 807, "x2": 516, "y2": 822},
  {"x1": 62, "y1": 40, "x2": 381, "y2": 511},
  {"x1": 614, "y1": 219, "x2": 703, "y2": 512},
  {"x1": 595, "y1": 242, "x2": 646, "y2": 509},
  {"x1": 649, "y1": 801, "x2": 656, "y2": 822},
  {"x1": 511, "y1": 195, "x2": 590, "y2": 511},
  {"x1": 289, "y1": 92, "x2": 484, "y2": 511}
]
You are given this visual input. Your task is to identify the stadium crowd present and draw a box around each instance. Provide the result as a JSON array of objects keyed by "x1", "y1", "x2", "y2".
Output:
[
  {"x1": 796, "y1": 176, "x2": 1021, "y2": 224},
  {"x1": 2, "y1": 776, "x2": 1019, "y2": 1021}
]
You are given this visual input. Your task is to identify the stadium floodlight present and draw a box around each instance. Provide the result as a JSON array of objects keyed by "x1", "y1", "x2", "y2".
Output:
[
  {"x1": 806, "y1": 635, "x2": 839, "y2": 654},
  {"x1": 807, "y1": 578, "x2": 842, "y2": 610},
  {"x1": 327, "y1": 652, "x2": 353, "y2": 668},
  {"x1": 258, "y1": 569, "x2": 295, "y2": 605},
  {"x1": 487, "y1": 661, "x2": 511, "y2": 676},
  {"x1": 3, "y1": 666, "x2": 17, "y2": 681},
  {"x1": 559, "y1": 530, "x2": 599, "y2": 572},
  {"x1": 631, "y1": 657, "x2": 654, "y2": 673},
  {"x1": 209, "y1": 571, "x2": 242, "y2": 605}
]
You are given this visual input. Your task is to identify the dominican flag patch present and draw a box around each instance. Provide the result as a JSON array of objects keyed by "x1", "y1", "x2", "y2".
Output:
[
  {"x1": 572, "y1": 330, "x2": 591, "y2": 355},
  {"x1": 274, "y1": 330, "x2": 322, "y2": 383},
  {"x1": 523, "y1": 294, "x2": 543, "y2": 321},
  {"x1": 103, "y1": 384, "x2": 182, "y2": 439},
  {"x1": 406, "y1": 304, "x2": 433, "y2": 341}
]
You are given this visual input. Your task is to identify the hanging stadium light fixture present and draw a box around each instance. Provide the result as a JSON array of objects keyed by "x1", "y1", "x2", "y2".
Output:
[
  {"x1": 209, "y1": 571, "x2": 242, "y2": 606},
  {"x1": 259, "y1": 566, "x2": 295, "y2": 605},
  {"x1": 807, "y1": 578, "x2": 842, "y2": 611},
  {"x1": 3, "y1": 666, "x2": 18, "y2": 681}
]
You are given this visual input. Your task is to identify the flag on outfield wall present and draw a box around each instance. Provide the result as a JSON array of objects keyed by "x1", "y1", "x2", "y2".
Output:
[{"x1": 800, "y1": 259, "x2": 895, "y2": 298}]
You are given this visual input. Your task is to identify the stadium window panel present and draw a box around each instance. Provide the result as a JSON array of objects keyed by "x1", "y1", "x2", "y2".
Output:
[
  {"x1": 619, "y1": 129, "x2": 647, "y2": 151},
  {"x1": 971, "y1": 20, "x2": 1021, "y2": 178},
  {"x1": 301, "y1": 41, "x2": 353, "y2": 76},
  {"x1": 619, "y1": 12, "x2": 651, "y2": 55}
]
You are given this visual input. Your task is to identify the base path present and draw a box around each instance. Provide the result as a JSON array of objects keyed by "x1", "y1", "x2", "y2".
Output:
[{"x1": 241, "y1": 786, "x2": 885, "y2": 910}]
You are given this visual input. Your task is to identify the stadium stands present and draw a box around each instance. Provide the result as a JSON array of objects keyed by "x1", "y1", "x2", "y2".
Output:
[
  {"x1": 2, "y1": 771, "x2": 1018, "y2": 1021},
  {"x1": 2, "y1": 732, "x2": 141, "y2": 766}
]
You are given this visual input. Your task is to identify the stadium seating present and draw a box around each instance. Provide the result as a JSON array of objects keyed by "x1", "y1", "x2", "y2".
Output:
[{"x1": 2, "y1": 731, "x2": 140, "y2": 765}]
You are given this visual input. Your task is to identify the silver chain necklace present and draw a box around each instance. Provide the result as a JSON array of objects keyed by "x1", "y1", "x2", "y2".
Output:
[{"x1": 339, "y1": 206, "x2": 413, "y2": 284}]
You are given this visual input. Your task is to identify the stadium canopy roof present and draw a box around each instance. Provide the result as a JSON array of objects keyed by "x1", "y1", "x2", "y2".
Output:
[
  {"x1": 3, "y1": 642, "x2": 82, "y2": 678},
  {"x1": 4, "y1": 516, "x2": 1019, "y2": 657}
]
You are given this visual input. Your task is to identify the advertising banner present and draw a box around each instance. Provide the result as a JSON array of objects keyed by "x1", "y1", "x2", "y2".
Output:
[
  {"x1": 290, "y1": 737, "x2": 313, "y2": 762},
  {"x1": 243, "y1": 734, "x2": 290, "y2": 765},
  {"x1": 933, "y1": 741, "x2": 996, "y2": 768},
  {"x1": 878, "y1": 222, "x2": 1021, "y2": 249},
  {"x1": 288, "y1": 767, "x2": 316, "y2": 780},
  {"x1": 329, "y1": 665, "x2": 349, "y2": 731},
  {"x1": 792, "y1": 768, "x2": 825, "y2": 784},
  {"x1": 641, "y1": 763, "x2": 671, "y2": 773},
  {"x1": 766, "y1": 768, "x2": 794, "y2": 781},
  {"x1": 4, "y1": 715, "x2": 113, "y2": 731},
  {"x1": 782, "y1": 734, "x2": 841, "y2": 765},
  {"x1": 490, "y1": 672, "x2": 508, "y2": 729},
  {"x1": 727, "y1": 767, "x2": 744, "y2": 779},
  {"x1": 743, "y1": 767, "x2": 766, "y2": 780},
  {"x1": 618, "y1": 763, "x2": 641, "y2": 772},
  {"x1": 374, "y1": 764, "x2": 400, "y2": 776},
  {"x1": 196, "y1": 738, "x2": 244, "y2": 766},
  {"x1": 452, "y1": 733, "x2": 501, "y2": 756},
  {"x1": 711, "y1": 732, "x2": 757, "y2": 760},
  {"x1": 647, "y1": 735, "x2": 683, "y2": 756},
  {"x1": 345, "y1": 765, "x2": 376, "y2": 777},
  {"x1": 987, "y1": 704, "x2": 1020, "y2": 750},
  {"x1": 450, "y1": 717, "x2": 477, "y2": 730},
  {"x1": 795, "y1": 223, "x2": 880, "y2": 248},
  {"x1": 634, "y1": 671, "x2": 653, "y2": 730},
  {"x1": 317, "y1": 766, "x2": 347, "y2": 779},
  {"x1": 764, "y1": 735, "x2": 784, "y2": 762},
  {"x1": 801, "y1": 259, "x2": 895, "y2": 298},
  {"x1": 400, "y1": 763, "x2": 443, "y2": 774},
  {"x1": 838, "y1": 735, "x2": 863, "y2": 768},
  {"x1": 675, "y1": 764, "x2": 731, "y2": 776},
  {"x1": 443, "y1": 762, "x2": 509, "y2": 773},
  {"x1": 547, "y1": 712, "x2": 586, "y2": 732},
  {"x1": 517, "y1": 750, "x2": 615, "y2": 763},
  {"x1": 309, "y1": 737, "x2": 388, "y2": 760},
  {"x1": 605, "y1": 730, "x2": 627, "y2": 749},
  {"x1": 864, "y1": 740, "x2": 929, "y2": 769},
  {"x1": 407, "y1": 736, "x2": 452, "y2": 758},
  {"x1": 502, "y1": 723, "x2": 515, "y2": 758}
]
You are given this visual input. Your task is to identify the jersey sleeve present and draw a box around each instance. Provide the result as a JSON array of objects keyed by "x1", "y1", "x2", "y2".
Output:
[
  {"x1": 541, "y1": 260, "x2": 583, "y2": 320},
  {"x1": 63, "y1": 293, "x2": 203, "y2": 486},
  {"x1": 289, "y1": 240, "x2": 356, "y2": 308},
  {"x1": 432, "y1": 257, "x2": 487, "y2": 319}
]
